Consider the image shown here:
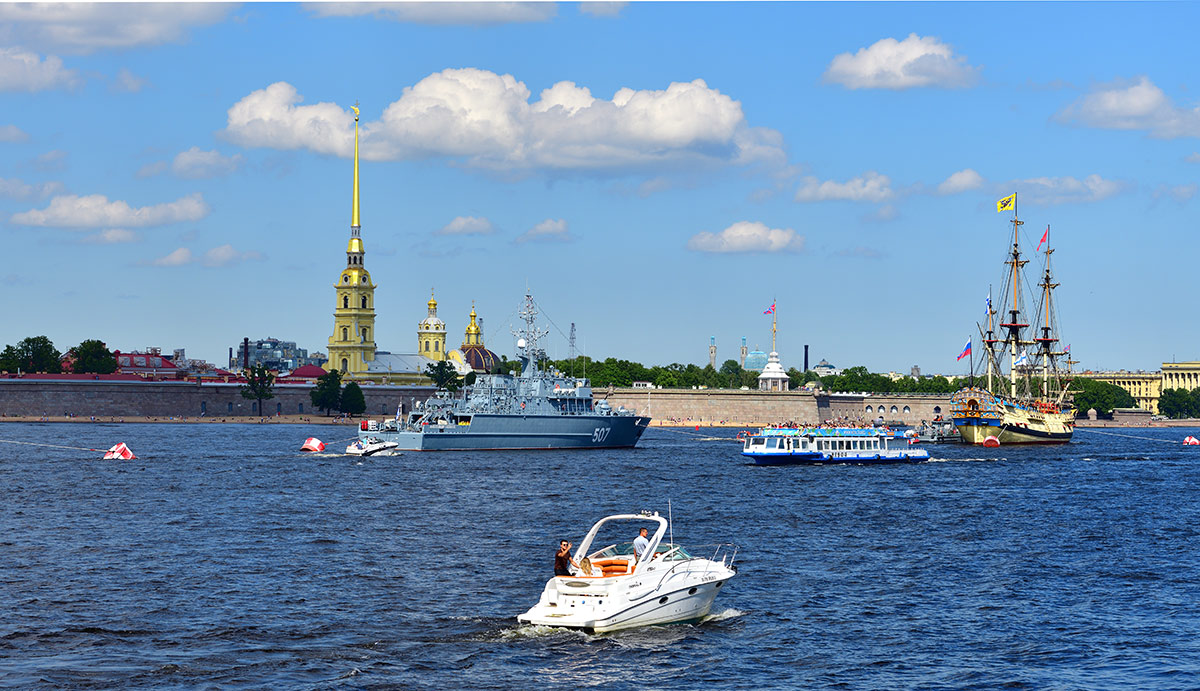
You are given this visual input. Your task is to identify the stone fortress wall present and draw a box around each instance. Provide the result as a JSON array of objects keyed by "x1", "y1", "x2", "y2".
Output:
[
  {"x1": 600, "y1": 388, "x2": 950, "y2": 427},
  {"x1": 0, "y1": 380, "x2": 950, "y2": 426},
  {"x1": 0, "y1": 380, "x2": 434, "y2": 419}
]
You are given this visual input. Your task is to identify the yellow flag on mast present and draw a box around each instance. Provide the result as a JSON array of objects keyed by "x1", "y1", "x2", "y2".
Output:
[{"x1": 996, "y1": 193, "x2": 1016, "y2": 212}]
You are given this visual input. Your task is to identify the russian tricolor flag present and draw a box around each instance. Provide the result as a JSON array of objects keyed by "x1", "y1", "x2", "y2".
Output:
[{"x1": 957, "y1": 339, "x2": 972, "y2": 361}]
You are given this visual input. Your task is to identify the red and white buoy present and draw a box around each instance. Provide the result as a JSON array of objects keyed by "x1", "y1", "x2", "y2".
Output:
[
  {"x1": 982, "y1": 435, "x2": 1000, "y2": 448},
  {"x1": 102, "y1": 442, "x2": 136, "y2": 460},
  {"x1": 300, "y1": 437, "x2": 326, "y2": 452}
]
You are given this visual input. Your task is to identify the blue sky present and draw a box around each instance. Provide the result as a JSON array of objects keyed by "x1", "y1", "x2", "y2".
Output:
[{"x1": 2, "y1": 2, "x2": 1198, "y2": 374}]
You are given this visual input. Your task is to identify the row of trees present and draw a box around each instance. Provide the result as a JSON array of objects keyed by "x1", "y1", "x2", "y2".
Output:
[
  {"x1": 1157, "y1": 388, "x2": 1200, "y2": 419},
  {"x1": 308, "y1": 369, "x2": 367, "y2": 416},
  {"x1": 0, "y1": 336, "x2": 117, "y2": 374}
]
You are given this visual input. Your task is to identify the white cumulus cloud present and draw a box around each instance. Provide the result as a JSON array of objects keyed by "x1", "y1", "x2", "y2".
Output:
[
  {"x1": 172, "y1": 147, "x2": 243, "y2": 179},
  {"x1": 1152, "y1": 183, "x2": 1198, "y2": 203},
  {"x1": 579, "y1": 2, "x2": 627, "y2": 17},
  {"x1": 1187, "y1": 152, "x2": 1200, "y2": 163},
  {"x1": 221, "y1": 70, "x2": 781, "y2": 174},
  {"x1": 1008, "y1": 175, "x2": 1125, "y2": 206},
  {"x1": 0, "y1": 4, "x2": 232, "y2": 54},
  {"x1": 11, "y1": 192, "x2": 210, "y2": 228},
  {"x1": 305, "y1": 2, "x2": 556, "y2": 25},
  {"x1": 937, "y1": 168, "x2": 984, "y2": 195},
  {"x1": 0, "y1": 177, "x2": 63, "y2": 200},
  {"x1": 0, "y1": 48, "x2": 79, "y2": 91},
  {"x1": 795, "y1": 171, "x2": 893, "y2": 203},
  {"x1": 111, "y1": 67, "x2": 147, "y2": 93},
  {"x1": 0, "y1": 124, "x2": 29, "y2": 142},
  {"x1": 202, "y1": 244, "x2": 262, "y2": 267},
  {"x1": 1056, "y1": 76, "x2": 1200, "y2": 139},
  {"x1": 688, "y1": 221, "x2": 804, "y2": 254},
  {"x1": 152, "y1": 247, "x2": 192, "y2": 267},
  {"x1": 436, "y1": 216, "x2": 495, "y2": 235},
  {"x1": 824, "y1": 34, "x2": 979, "y2": 90},
  {"x1": 82, "y1": 229, "x2": 138, "y2": 244},
  {"x1": 515, "y1": 218, "x2": 571, "y2": 243}
]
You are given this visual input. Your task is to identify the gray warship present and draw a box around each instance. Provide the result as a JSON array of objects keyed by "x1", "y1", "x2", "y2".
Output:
[{"x1": 358, "y1": 292, "x2": 651, "y2": 450}]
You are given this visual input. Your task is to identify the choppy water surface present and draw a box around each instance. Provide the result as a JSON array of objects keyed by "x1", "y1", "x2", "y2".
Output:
[{"x1": 3, "y1": 423, "x2": 1200, "y2": 689}]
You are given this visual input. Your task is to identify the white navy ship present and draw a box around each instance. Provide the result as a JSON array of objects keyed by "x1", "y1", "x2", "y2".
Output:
[{"x1": 359, "y1": 292, "x2": 651, "y2": 451}]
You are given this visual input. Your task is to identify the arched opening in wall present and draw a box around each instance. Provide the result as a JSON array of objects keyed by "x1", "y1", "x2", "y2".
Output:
[
  {"x1": 361, "y1": 296, "x2": 367, "y2": 309},
  {"x1": 903, "y1": 406, "x2": 911, "y2": 414},
  {"x1": 361, "y1": 328, "x2": 368, "y2": 343},
  {"x1": 890, "y1": 405, "x2": 899, "y2": 414},
  {"x1": 200, "y1": 401, "x2": 207, "y2": 415},
  {"x1": 424, "y1": 341, "x2": 430, "y2": 352},
  {"x1": 864, "y1": 405, "x2": 873, "y2": 413},
  {"x1": 276, "y1": 402, "x2": 282, "y2": 414},
  {"x1": 434, "y1": 341, "x2": 440, "y2": 352},
  {"x1": 343, "y1": 295, "x2": 349, "y2": 308},
  {"x1": 934, "y1": 406, "x2": 942, "y2": 414},
  {"x1": 252, "y1": 402, "x2": 258, "y2": 413},
  {"x1": 298, "y1": 402, "x2": 304, "y2": 414},
  {"x1": 342, "y1": 327, "x2": 349, "y2": 341},
  {"x1": 228, "y1": 402, "x2": 233, "y2": 413},
  {"x1": 341, "y1": 358, "x2": 348, "y2": 373}
]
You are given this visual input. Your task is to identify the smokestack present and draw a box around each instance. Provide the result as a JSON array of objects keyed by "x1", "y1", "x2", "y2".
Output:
[
  {"x1": 229, "y1": 347, "x2": 233, "y2": 368},
  {"x1": 242, "y1": 337, "x2": 250, "y2": 371},
  {"x1": 804, "y1": 344, "x2": 810, "y2": 372}
]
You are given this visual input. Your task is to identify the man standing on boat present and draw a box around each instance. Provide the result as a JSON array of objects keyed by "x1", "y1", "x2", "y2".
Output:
[
  {"x1": 633, "y1": 527, "x2": 650, "y2": 561},
  {"x1": 554, "y1": 540, "x2": 574, "y2": 576}
]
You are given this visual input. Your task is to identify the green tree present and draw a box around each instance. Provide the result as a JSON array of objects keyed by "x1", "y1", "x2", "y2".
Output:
[
  {"x1": 1071, "y1": 378, "x2": 1137, "y2": 417},
  {"x1": 425, "y1": 360, "x2": 462, "y2": 391},
  {"x1": 310, "y1": 369, "x2": 343, "y2": 415},
  {"x1": 340, "y1": 381, "x2": 366, "y2": 416},
  {"x1": 69, "y1": 339, "x2": 117, "y2": 374},
  {"x1": 0, "y1": 335, "x2": 61, "y2": 373},
  {"x1": 1158, "y1": 388, "x2": 1192, "y2": 419},
  {"x1": 240, "y1": 363, "x2": 276, "y2": 416}
]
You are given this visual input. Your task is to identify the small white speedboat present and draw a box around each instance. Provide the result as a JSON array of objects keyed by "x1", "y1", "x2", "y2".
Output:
[
  {"x1": 518, "y1": 511, "x2": 736, "y2": 633},
  {"x1": 345, "y1": 437, "x2": 399, "y2": 456}
]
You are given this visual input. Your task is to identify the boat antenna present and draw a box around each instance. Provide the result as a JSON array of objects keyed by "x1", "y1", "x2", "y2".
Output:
[{"x1": 668, "y1": 498, "x2": 674, "y2": 549}]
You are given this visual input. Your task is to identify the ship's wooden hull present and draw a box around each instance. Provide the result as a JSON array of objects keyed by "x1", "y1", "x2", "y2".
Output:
[{"x1": 950, "y1": 388, "x2": 1074, "y2": 445}]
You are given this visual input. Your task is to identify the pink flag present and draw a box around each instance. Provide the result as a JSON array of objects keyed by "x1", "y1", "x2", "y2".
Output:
[{"x1": 1036, "y1": 225, "x2": 1049, "y2": 252}]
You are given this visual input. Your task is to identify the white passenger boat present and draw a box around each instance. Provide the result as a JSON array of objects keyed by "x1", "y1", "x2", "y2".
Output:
[
  {"x1": 518, "y1": 512, "x2": 737, "y2": 633},
  {"x1": 741, "y1": 427, "x2": 930, "y2": 465},
  {"x1": 345, "y1": 437, "x2": 399, "y2": 456}
]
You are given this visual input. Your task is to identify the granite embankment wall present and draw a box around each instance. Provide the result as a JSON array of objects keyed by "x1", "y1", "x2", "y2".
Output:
[
  {"x1": 0, "y1": 379, "x2": 952, "y2": 426},
  {"x1": 0, "y1": 380, "x2": 434, "y2": 418},
  {"x1": 599, "y1": 388, "x2": 951, "y2": 427}
]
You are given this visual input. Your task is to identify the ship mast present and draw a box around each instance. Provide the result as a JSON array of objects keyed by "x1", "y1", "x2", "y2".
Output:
[
  {"x1": 985, "y1": 285, "x2": 995, "y2": 392},
  {"x1": 1033, "y1": 226, "x2": 1062, "y2": 400},
  {"x1": 1000, "y1": 196, "x2": 1028, "y2": 398}
]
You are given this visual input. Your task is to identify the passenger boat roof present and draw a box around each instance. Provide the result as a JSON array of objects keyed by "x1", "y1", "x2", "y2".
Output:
[{"x1": 757, "y1": 427, "x2": 888, "y2": 437}]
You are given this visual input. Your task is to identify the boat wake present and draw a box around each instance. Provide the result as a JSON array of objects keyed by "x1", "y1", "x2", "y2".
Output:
[{"x1": 702, "y1": 607, "x2": 745, "y2": 623}]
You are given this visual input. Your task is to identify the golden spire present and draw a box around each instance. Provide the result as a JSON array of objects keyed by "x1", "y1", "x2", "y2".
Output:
[
  {"x1": 465, "y1": 301, "x2": 481, "y2": 344},
  {"x1": 427, "y1": 287, "x2": 438, "y2": 315},
  {"x1": 351, "y1": 102, "x2": 360, "y2": 229}
]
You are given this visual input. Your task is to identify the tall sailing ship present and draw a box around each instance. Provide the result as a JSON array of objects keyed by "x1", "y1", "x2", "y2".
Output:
[{"x1": 950, "y1": 194, "x2": 1075, "y2": 445}]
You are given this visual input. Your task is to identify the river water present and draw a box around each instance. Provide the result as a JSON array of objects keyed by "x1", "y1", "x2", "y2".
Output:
[{"x1": 2, "y1": 422, "x2": 1199, "y2": 689}]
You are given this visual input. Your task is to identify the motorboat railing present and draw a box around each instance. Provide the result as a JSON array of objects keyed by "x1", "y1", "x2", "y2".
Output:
[{"x1": 633, "y1": 543, "x2": 738, "y2": 600}]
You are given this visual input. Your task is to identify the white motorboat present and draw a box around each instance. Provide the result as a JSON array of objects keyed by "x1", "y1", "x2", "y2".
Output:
[
  {"x1": 517, "y1": 512, "x2": 736, "y2": 633},
  {"x1": 345, "y1": 437, "x2": 399, "y2": 456}
]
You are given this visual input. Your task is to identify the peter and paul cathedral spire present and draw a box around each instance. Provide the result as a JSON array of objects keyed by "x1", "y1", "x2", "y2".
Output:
[{"x1": 326, "y1": 103, "x2": 377, "y2": 377}]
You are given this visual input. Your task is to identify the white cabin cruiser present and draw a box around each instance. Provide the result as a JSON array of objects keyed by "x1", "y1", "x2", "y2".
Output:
[
  {"x1": 345, "y1": 437, "x2": 399, "y2": 456},
  {"x1": 518, "y1": 512, "x2": 736, "y2": 633}
]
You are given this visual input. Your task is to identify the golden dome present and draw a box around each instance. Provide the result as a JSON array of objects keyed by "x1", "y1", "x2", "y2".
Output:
[{"x1": 465, "y1": 303, "x2": 481, "y2": 336}]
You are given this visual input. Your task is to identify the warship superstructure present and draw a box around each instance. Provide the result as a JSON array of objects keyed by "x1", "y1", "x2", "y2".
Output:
[
  {"x1": 950, "y1": 194, "x2": 1074, "y2": 444},
  {"x1": 360, "y1": 292, "x2": 651, "y2": 450}
]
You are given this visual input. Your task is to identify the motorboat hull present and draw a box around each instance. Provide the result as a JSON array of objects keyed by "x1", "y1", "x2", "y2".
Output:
[
  {"x1": 519, "y1": 577, "x2": 730, "y2": 633},
  {"x1": 365, "y1": 413, "x2": 651, "y2": 451}
]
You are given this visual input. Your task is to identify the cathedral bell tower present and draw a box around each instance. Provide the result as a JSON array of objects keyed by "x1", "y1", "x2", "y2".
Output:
[
  {"x1": 326, "y1": 104, "x2": 377, "y2": 376},
  {"x1": 417, "y1": 289, "x2": 447, "y2": 361}
]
